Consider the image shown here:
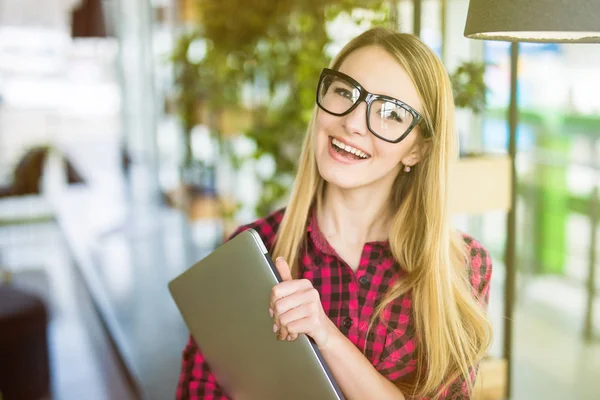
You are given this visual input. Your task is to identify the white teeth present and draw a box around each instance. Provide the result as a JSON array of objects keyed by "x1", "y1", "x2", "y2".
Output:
[{"x1": 331, "y1": 138, "x2": 369, "y2": 159}]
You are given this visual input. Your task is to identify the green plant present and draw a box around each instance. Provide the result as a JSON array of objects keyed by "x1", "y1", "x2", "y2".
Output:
[
  {"x1": 450, "y1": 61, "x2": 487, "y2": 113},
  {"x1": 170, "y1": 30, "x2": 202, "y2": 169}
]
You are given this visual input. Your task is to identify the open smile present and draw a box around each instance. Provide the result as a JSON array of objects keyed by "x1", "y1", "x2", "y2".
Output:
[{"x1": 328, "y1": 136, "x2": 372, "y2": 164}]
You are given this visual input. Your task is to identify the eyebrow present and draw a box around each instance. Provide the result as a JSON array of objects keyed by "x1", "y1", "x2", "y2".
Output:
[{"x1": 337, "y1": 70, "x2": 412, "y2": 104}]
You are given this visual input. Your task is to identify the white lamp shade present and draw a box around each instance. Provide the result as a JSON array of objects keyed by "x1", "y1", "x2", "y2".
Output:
[{"x1": 464, "y1": 0, "x2": 600, "y2": 43}]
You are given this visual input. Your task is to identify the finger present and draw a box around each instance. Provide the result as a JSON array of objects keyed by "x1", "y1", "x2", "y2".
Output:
[
  {"x1": 287, "y1": 315, "x2": 331, "y2": 348},
  {"x1": 277, "y1": 302, "x2": 311, "y2": 329},
  {"x1": 274, "y1": 299, "x2": 310, "y2": 342},
  {"x1": 273, "y1": 286, "x2": 317, "y2": 318},
  {"x1": 274, "y1": 256, "x2": 292, "y2": 282},
  {"x1": 270, "y1": 279, "x2": 313, "y2": 305},
  {"x1": 285, "y1": 317, "x2": 313, "y2": 339},
  {"x1": 272, "y1": 287, "x2": 315, "y2": 317},
  {"x1": 273, "y1": 293, "x2": 305, "y2": 340},
  {"x1": 276, "y1": 318, "x2": 289, "y2": 342},
  {"x1": 276, "y1": 296, "x2": 320, "y2": 342},
  {"x1": 270, "y1": 282, "x2": 314, "y2": 338}
]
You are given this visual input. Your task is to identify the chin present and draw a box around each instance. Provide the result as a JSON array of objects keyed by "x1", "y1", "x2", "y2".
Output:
[{"x1": 317, "y1": 163, "x2": 366, "y2": 190}]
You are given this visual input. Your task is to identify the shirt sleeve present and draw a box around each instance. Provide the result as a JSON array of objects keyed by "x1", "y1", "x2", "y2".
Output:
[
  {"x1": 467, "y1": 236, "x2": 493, "y2": 310},
  {"x1": 434, "y1": 236, "x2": 494, "y2": 400},
  {"x1": 175, "y1": 335, "x2": 231, "y2": 400},
  {"x1": 432, "y1": 368, "x2": 477, "y2": 400}
]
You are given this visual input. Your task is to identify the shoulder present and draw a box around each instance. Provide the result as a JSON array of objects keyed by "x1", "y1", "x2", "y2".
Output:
[
  {"x1": 460, "y1": 232, "x2": 493, "y2": 302},
  {"x1": 227, "y1": 208, "x2": 286, "y2": 250}
]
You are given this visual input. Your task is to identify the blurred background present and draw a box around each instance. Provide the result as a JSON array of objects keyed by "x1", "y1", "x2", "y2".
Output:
[{"x1": 0, "y1": 0, "x2": 598, "y2": 399}]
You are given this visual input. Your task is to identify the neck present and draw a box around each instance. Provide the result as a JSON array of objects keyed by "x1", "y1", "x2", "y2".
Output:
[{"x1": 318, "y1": 182, "x2": 394, "y2": 245}]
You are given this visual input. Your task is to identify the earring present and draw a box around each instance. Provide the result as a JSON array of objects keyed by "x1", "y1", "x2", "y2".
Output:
[{"x1": 404, "y1": 165, "x2": 411, "y2": 172}]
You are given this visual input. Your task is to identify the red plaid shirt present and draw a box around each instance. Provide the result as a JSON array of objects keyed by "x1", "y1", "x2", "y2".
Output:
[{"x1": 176, "y1": 208, "x2": 492, "y2": 399}]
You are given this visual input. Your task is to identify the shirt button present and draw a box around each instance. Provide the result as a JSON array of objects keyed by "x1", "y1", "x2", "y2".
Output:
[
  {"x1": 343, "y1": 317, "x2": 353, "y2": 328},
  {"x1": 359, "y1": 275, "x2": 369, "y2": 286}
]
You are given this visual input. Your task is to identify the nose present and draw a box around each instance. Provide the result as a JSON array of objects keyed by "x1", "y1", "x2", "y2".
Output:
[{"x1": 343, "y1": 101, "x2": 369, "y2": 137}]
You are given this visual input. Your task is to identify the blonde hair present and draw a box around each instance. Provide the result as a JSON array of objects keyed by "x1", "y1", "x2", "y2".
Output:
[{"x1": 272, "y1": 27, "x2": 491, "y2": 398}]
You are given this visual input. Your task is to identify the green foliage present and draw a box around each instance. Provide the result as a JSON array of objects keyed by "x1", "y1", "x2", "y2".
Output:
[
  {"x1": 450, "y1": 61, "x2": 487, "y2": 114},
  {"x1": 170, "y1": 30, "x2": 201, "y2": 167}
]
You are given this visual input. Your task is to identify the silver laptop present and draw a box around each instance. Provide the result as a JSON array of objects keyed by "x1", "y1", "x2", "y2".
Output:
[{"x1": 169, "y1": 228, "x2": 345, "y2": 400}]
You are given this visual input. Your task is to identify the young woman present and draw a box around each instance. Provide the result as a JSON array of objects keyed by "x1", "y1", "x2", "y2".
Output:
[{"x1": 176, "y1": 27, "x2": 492, "y2": 400}]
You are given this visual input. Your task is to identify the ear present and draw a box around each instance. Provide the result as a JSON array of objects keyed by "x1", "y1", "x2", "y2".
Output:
[{"x1": 401, "y1": 137, "x2": 430, "y2": 167}]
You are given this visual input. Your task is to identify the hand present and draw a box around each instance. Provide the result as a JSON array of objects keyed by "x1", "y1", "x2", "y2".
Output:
[{"x1": 269, "y1": 257, "x2": 336, "y2": 349}]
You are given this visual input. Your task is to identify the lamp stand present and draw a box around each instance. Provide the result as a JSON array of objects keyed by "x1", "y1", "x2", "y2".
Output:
[{"x1": 504, "y1": 42, "x2": 519, "y2": 399}]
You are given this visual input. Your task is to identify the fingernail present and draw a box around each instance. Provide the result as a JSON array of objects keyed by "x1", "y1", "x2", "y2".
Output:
[
  {"x1": 276, "y1": 256, "x2": 284, "y2": 262},
  {"x1": 273, "y1": 324, "x2": 278, "y2": 333},
  {"x1": 269, "y1": 308, "x2": 273, "y2": 318},
  {"x1": 287, "y1": 335, "x2": 292, "y2": 341}
]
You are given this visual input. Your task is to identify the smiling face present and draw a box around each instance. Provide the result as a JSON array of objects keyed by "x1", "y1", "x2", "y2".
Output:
[{"x1": 314, "y1": 45, "x2": 425, "y2": 192}]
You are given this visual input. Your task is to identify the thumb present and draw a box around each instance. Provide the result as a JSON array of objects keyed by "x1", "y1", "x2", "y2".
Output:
[{"x1": 274, "y1": 256, "x2": 292, "y2": 282}]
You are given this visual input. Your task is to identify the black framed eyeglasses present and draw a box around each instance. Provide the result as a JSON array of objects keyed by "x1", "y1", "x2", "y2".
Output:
[{"x1": 316, "y1": 68, "x2": 422, "y2": 144}]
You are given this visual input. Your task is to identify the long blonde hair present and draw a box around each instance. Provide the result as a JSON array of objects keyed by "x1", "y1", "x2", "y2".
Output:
[{"x1": 272, "y1": 27, "x2": 492, "y2": 398}]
